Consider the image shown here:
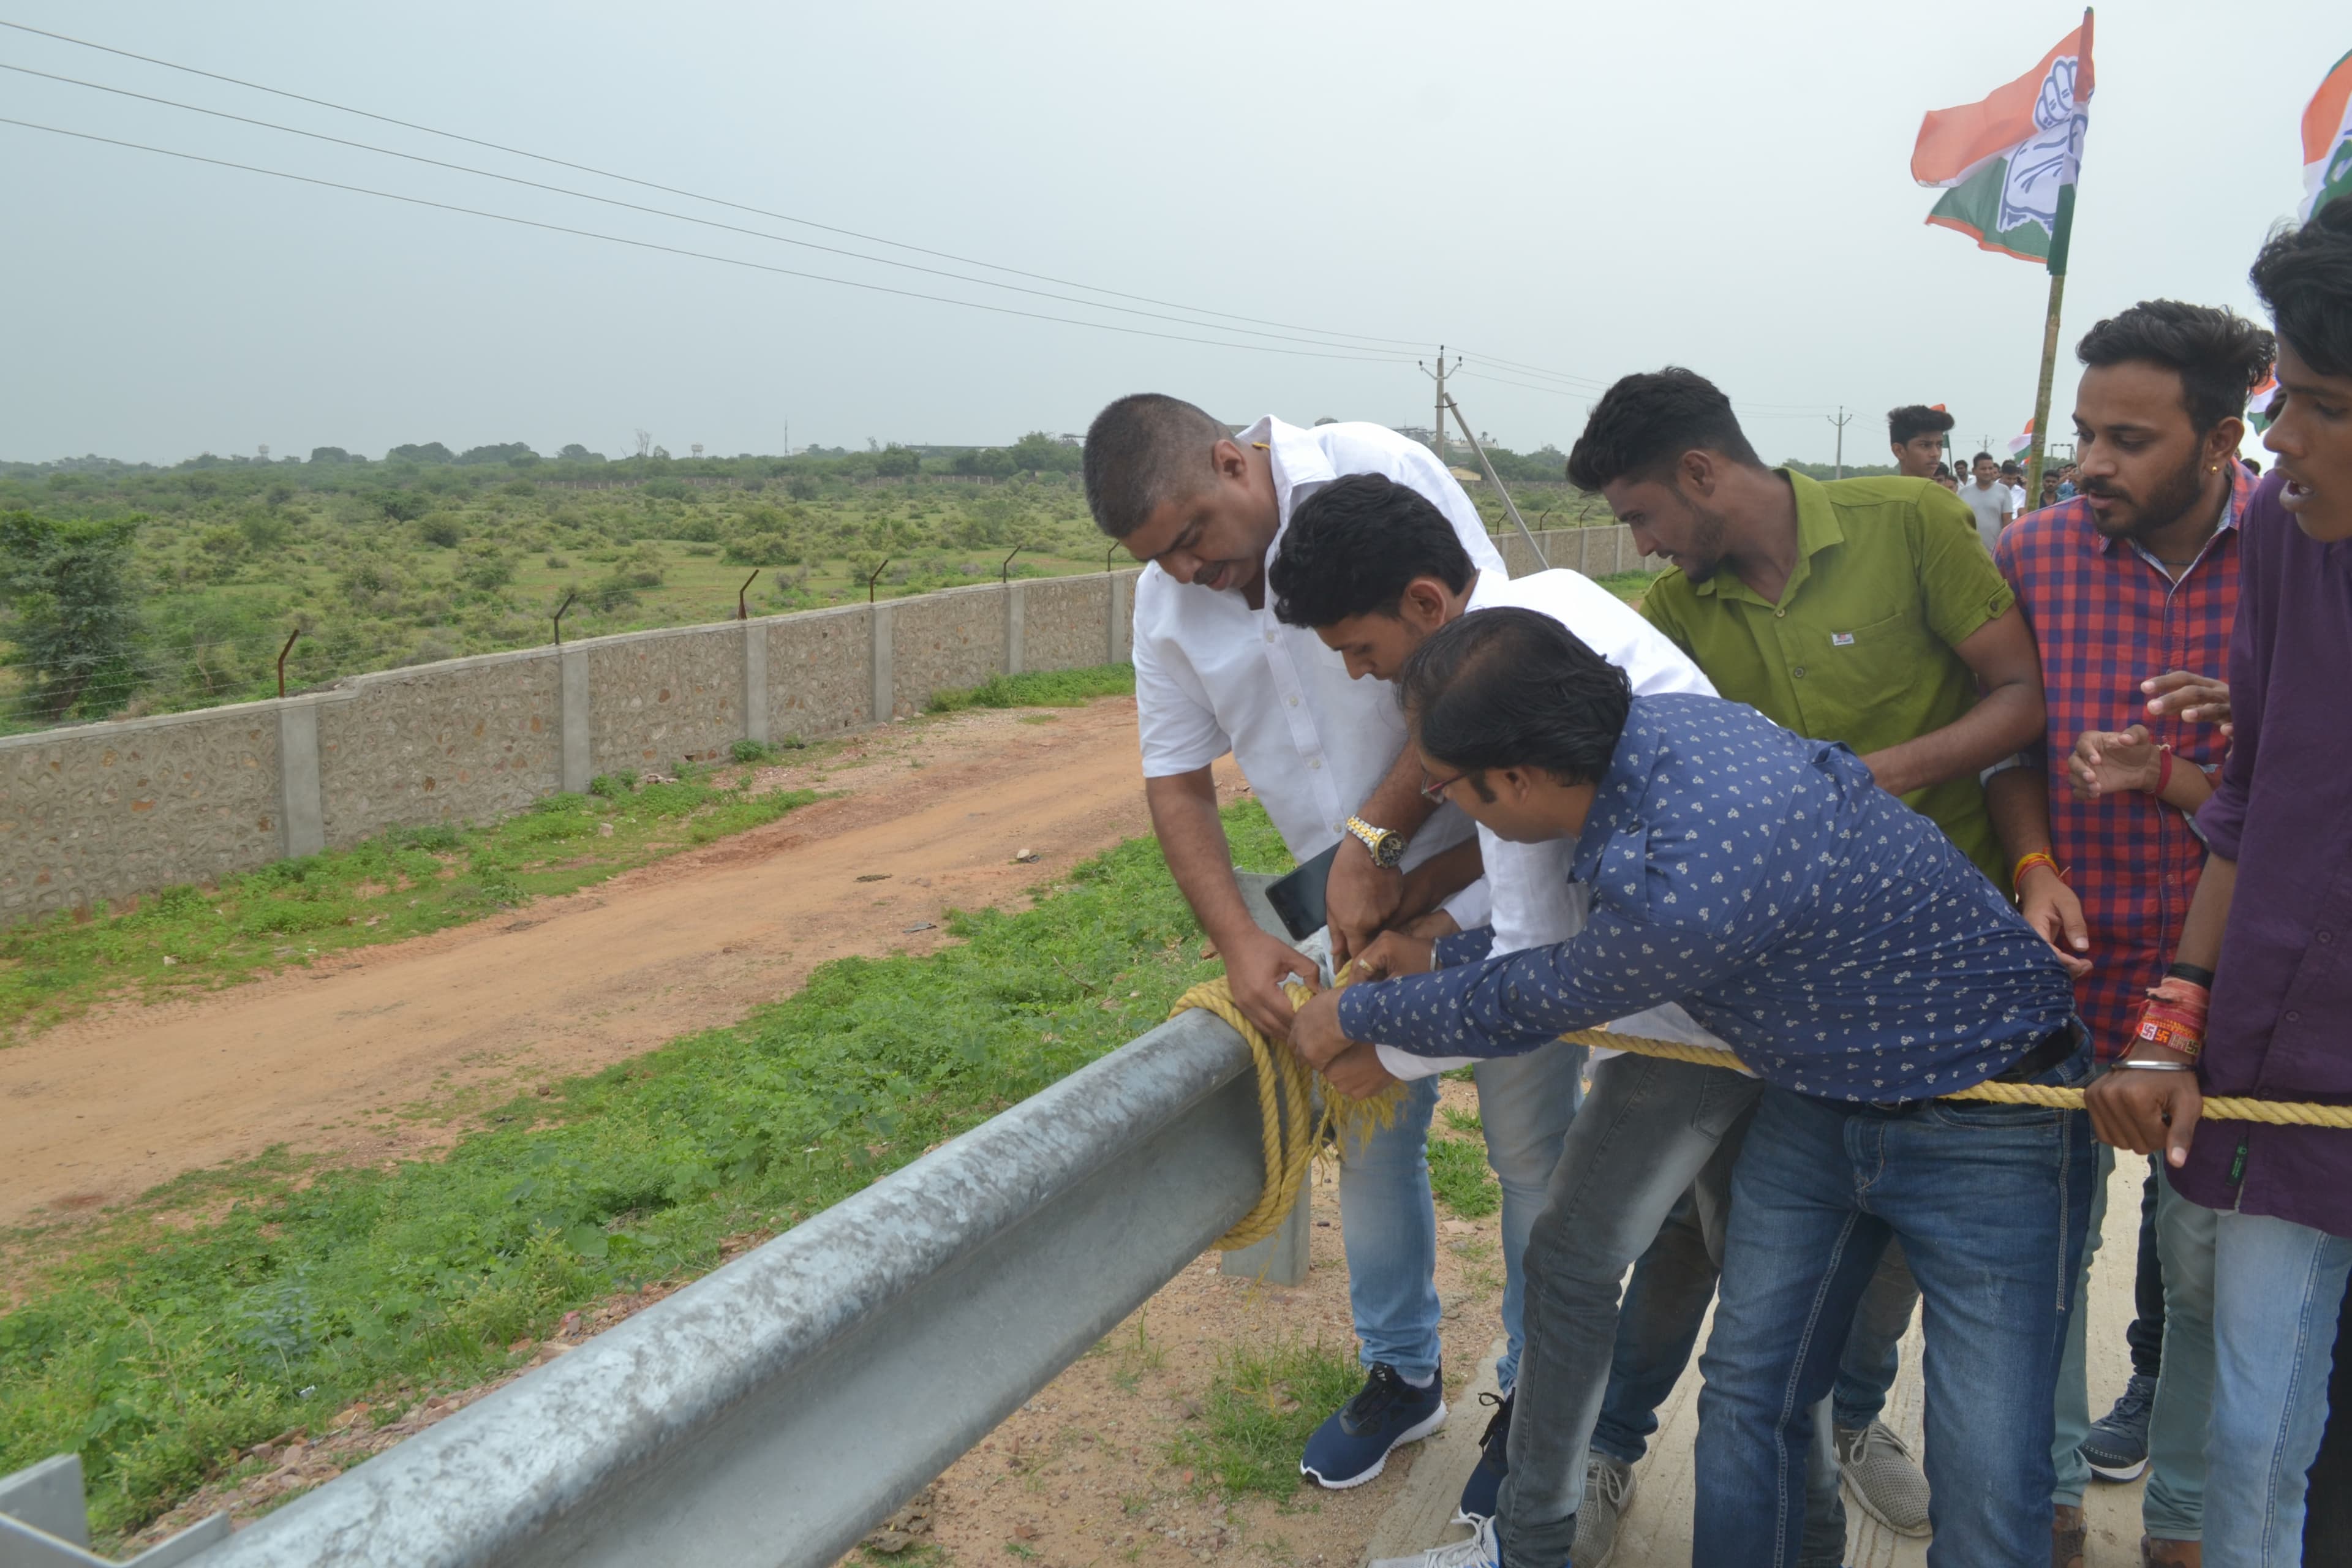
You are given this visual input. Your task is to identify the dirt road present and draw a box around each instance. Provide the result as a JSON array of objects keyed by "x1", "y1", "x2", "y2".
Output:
[{"x1": 2, "y1": 698, "x2": 1238, "y2": 1229}]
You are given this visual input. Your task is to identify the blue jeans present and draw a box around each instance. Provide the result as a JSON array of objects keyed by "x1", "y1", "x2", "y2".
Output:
[
  {"x1": 1335, "y1": 1038, "x2": 1583, "y2": 1389},
  {"x1": 1695, "y1": 1059, "x2": 2096, "y2": 1567},
  {"x1": 1828, "y1": 1243, "x2": 1918, "y2": 1431},
  {"x1": 2202, "y1": 1208, "x2": 2352, "y2": 1567},
  {"x1": 2051, "y1": 1153, "x2": 2212, "y2": 1537}
]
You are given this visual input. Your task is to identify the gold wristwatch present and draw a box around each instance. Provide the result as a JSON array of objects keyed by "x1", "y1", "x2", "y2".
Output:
[{"x1": 1344, "y1": 814, "x2": 1408, "y2": 870}]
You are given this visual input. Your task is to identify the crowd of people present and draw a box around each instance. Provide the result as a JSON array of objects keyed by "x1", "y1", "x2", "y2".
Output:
[{"x1": 1077, "y1": 194, "x2": 2352, "y2": 1568}]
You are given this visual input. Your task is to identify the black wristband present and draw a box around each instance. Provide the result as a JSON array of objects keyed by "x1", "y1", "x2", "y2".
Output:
[{"x1": 2165, "y1": 962, "x2": 2216, "y2": 988}]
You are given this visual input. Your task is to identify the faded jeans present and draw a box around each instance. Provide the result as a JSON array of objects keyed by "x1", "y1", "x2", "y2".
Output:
[
  {"x1": 1694, "y1": 1052, "x2": 2096, "y2": 1567},
  {"x1": 2201, "y1": 1208, "x2": 2352, "y2": 1567},
  {"x1": 2051, "y1": 1152, "x2": 2212, "y2": 1539},
  {"x1": 1335, "y1": 1038, "x2": 1584, "y2": 1389},
  {"x1": 1493, "y1": 1054, "x2": 1845, "y2": 1568}
]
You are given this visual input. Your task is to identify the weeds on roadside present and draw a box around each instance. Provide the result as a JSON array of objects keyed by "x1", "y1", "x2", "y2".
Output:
[
  {"x1": 0, "y1": 802, "x2": 1290, "y2": 1546},
  {"x1": 925, "y1": 663, "x2": 1133, "y2": 714},
  {"x1": 1171, "y1": 1337, "x2": 1362, "y2": 1500},
  {"x1": 0, "y1": 770, "x2": 818, "y2": 1041},
  {"x1": 1425, "y1": 1137, "x2": 1500, "y2": 1219}
]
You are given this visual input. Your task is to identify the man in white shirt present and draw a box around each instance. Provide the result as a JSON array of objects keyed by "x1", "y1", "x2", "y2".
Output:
[
  {"x1": 1962, "y1": 450, "x2": 2018, "y2": 553},
  {"x1": 1084, "y1": 393, "x2": 1586, "y2": 1495},
  {"x1": 1267, "y1": 474, "x2": 1845, "y2": 1568}
]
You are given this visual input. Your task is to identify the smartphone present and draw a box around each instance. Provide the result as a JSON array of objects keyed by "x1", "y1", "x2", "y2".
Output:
[{"x1": 1262, "y1": 842, "x2": 1340, "y2": 942}]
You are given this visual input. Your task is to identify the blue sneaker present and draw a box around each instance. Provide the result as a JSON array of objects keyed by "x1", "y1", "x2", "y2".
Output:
[
  {"x1": 1454, "y1": 1390, "x2": 1513, "y2": 1524},
  {"x1": 1300, "y1": 1361, "x2": 1447, "y2": 1488}
]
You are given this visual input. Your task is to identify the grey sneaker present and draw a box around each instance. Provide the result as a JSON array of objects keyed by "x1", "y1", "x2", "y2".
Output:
[
  {"x1": 1834, "y1": 1420, "x2": 1931, "y2": 1538},
  {"x1": 1572, "y1": 1450, "x2": 1637, "y2": 1568}
]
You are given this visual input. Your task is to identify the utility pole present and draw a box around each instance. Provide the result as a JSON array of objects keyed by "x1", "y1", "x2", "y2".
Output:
[
  {"x1": 1417, "y1": 345, "x2": 1460, "y2": 467},
  {"x1": 1826, "y1": 407, "x2": 1852, "y2": 480}
]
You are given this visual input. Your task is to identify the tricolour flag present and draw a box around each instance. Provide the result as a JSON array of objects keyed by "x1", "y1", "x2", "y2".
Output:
[
  {"x1": 1913, "y1": 17, "x2": 2095, "y2": 265},
  {"x1": 2302, "y1": 48, "x2": 2352, "y2": 221},
  {"x1": 2246, "y1": 372, "x2": 2280, "y2": 432},
  {"x1": 2007, "y1": 418, "x2": 2036, "y2": 456}
]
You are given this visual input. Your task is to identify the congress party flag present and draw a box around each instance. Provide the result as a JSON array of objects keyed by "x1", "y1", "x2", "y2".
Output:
[
  {"x1": 2303, "y1": 49, "x2": 2352, "y2": 221},
  {"x1": 1913, "y1": 15, "x2": 2095, "y2": 268}
]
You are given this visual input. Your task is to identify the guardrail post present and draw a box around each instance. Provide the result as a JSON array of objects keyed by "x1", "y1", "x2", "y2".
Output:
[
  {"x1": 0, "y1": 1452, "x2": 229, "y2": 1564},
  {"x1": 742, "y1": 622, "x2": 769, "y2": 747},
  {"x1": 1005, "y1": 581, "x2": 1027, "y2": 677},
  {"x1": 559, "y1": 647, "x2": 592, "y2": 792},
  {"x1": 1108, "y1": 571, "x2": 1131, "y2": 665},
  {"x1": 1218, "y1": 871, "x2": 1313, "y2": 1287},
  {"x1": 870, "y1": 603, "x2": 895, "y2": 723},
  {"x1": 276, "y1": 699, "x2": 326, "y2": 859}
]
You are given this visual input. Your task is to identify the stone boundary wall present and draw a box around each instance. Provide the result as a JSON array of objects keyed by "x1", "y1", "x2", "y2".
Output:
[{"x1": 0, "y1": 526, "x2": 1648, "y2": 922}]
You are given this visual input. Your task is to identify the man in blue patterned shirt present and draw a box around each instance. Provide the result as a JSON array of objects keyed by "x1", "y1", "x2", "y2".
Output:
[{"x1": 1296, "y1": 608, "x2": 2096, "y2": 1567}]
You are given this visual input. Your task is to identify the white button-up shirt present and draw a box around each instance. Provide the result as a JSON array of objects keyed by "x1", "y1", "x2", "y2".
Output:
[
  {"x1": 1133, "y1": 417, "x2": 1506, "y2": 897},
  {"x1": 1373, "y1": 567, "x2": 1741, "y2": 1080}
]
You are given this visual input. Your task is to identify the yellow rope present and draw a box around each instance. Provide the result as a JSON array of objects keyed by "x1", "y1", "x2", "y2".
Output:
[
  {"x1": 1174, "y1": 976, "x2": 2352, "y2": 1252},
  {"x1": 1168, "y1": 974, "x2": 1408, "y2": 1250},
  {"x1": 1554, "y1": 1029, "x2": 2352, "y2": 1127}
]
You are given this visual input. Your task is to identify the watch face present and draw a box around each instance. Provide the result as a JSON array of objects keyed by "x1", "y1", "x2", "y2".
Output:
[{"x1": 1374, "y1": 833, "x2": 1404, "y2": 869}]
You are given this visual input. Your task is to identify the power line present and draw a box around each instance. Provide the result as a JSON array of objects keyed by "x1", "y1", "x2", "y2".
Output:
[
  {"x1": 0, "y1": 59, "x2": 1427, "y2": 361},
  {"x1": 0, "y1": 115, "x2": 1421, "y2": 367},
  {"x1": 0, "y1": 17, "x2": 1430, "y2": 355}
]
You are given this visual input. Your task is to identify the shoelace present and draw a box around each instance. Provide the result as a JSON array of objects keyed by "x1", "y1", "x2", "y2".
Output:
[
  {"x1": 1419, "y1": 1520, "x2": 1499, "y2": 1568},
  {"x1": 2101, "y1": 1380, "x2": 2156, "y2": 1425},
  {"x1": 1344, "y1": 1364, "x2": 1408, "y2": 1429},
  {"x1": 1587, "y1": 1454, "x2": 1635, "y2": 1511},
  {"x1": 1476, "y1": 1391, "x2": 1512, "y2": 1458}
]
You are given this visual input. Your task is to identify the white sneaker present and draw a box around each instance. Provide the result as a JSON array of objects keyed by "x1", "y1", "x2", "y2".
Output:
[{"x1": 1370, "y1": 1517, "x2": 1500, "y2": 1568}]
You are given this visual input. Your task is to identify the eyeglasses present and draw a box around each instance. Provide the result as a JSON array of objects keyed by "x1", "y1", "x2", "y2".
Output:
[{"x1": 1419, "y1": 769, "x2": 1468, "y2": 804}]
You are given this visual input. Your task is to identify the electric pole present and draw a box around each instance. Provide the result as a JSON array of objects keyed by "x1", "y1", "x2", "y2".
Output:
[
  {"x1": 1826, "y1": 407, "x2": 1852, "y2": 480},
  {"x1": 1418, "y1": 345, "x2": 1461, "y2": 467}
]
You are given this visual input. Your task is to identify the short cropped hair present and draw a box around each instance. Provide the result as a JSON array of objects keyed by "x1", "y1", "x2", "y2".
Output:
[
  {"x1": 1888, "y1": 405, "x2": 1954, "y2": 445},
  {"x1": 1268, "y1": 473, "x2": 1473, "y2": 630},
  {"x1": 1082, "y1": 394, "x2": 1229, "y2": 538},
  {"x1": 1399, "y1": 607, "x2": 1630, "y2": 788},
  {"x1": 1972, "y1": 450, "x2": 1996, "y2": 466},
  {"x1": 1564, "y1": 368, "x2": 1763, "y2": 492},
  {"x1": 2075, "y1": 300, "x2": 2277, "y2": 434},
  {"x1": 2250, "y1": 198, "x2": 2352, "y2": 379}
]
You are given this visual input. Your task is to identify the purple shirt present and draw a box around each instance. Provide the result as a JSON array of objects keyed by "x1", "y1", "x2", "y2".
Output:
[{"x1": 2176, "y1": 472, "x2": 2352, "y2": 1237}]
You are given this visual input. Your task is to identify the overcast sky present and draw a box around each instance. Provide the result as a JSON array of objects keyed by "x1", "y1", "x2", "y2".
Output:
[{"x1": 2, "y1": 1, "x2": 2339, "y2": 469}]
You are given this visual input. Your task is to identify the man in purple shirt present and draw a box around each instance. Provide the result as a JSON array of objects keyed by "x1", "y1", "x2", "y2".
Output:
[{"x1": 2087, "y1": 198, "x2": 2352, "y2": 1561}]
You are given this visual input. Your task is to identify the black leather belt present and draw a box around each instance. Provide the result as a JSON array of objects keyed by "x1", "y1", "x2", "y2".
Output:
[{"x1": 1994, "y1": 1021, "x2": 2084, "y2": 1084}]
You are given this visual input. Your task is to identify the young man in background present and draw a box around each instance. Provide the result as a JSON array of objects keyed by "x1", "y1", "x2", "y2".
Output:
[
  {"x1": 1964, "y1": 448, "x2": 2018, "y2": 552},
  {"x1": 1084, "y1": 394, "x2": 1586, "y2": 1494},
  {"x1": 1888, "y1": 403, "x2": 1956, "y2": 479}
]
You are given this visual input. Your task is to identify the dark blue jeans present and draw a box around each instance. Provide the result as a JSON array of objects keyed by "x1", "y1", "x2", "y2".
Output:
[{"x1": 1694, "y1": 1060, "x2": 2096, "y2": 1567}]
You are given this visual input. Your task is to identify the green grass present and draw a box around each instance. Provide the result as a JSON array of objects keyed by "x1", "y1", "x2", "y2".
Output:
[
  {"x1": 0, "y1": 765, "x2": 821, "y2": 1043},
  {"x1": 925, "y1": 662, "x2": 1134, "y2": 714},
  {"x1": 0, "y1": 802, "x2": 1291, "y2": 1545},
  {"x1": 1591, "y1": 568, "x2": 1657, "y2": 601},
  {"x1": 1172, "y1": 1338, "x2": 1363, "y2": 1499},
  {"x1": 1427, "y1": 1134, "x2": 1500, "y2": 1219}
]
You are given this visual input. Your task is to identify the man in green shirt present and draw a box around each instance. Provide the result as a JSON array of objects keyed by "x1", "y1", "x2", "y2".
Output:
[{"x1": 1569, "y1": 366, "x2": 2048, "y2": 1545}]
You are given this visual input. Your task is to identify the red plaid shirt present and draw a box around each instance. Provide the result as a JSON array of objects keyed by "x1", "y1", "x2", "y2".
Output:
[{"x1": 1994, "y1": 467, "x2": 2248, "y2": 1058}]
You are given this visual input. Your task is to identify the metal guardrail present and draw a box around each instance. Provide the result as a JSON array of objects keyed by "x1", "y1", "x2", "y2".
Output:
[{"x1": 148, "y1": 1007, "x2": 1269, "y2": 1567}]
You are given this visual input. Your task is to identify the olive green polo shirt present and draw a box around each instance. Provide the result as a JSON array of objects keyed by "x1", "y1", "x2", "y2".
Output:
[{"x1": 1637, "y1": 470, "x2": 2014, "y2": 890}]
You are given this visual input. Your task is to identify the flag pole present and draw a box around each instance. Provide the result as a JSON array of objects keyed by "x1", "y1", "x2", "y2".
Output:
[{"x1": 2024, "y1": 186, "x2": 2073, "y2": 505}]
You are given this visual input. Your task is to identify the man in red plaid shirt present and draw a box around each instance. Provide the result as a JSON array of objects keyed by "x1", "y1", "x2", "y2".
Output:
[{"x1": 1990, "y1": 299, "x2": 2274, "y2": 1568}]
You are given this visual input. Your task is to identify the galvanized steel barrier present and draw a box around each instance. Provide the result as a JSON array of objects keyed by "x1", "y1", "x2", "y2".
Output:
[{"x1": 140, "y1": 1008, "x2": 1268, "y2": 1568}]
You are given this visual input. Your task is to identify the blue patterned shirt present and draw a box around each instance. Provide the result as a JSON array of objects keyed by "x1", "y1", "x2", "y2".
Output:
[{"x1": 1336, "y1": 694, "x2": 2076, "y2": 1102}]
